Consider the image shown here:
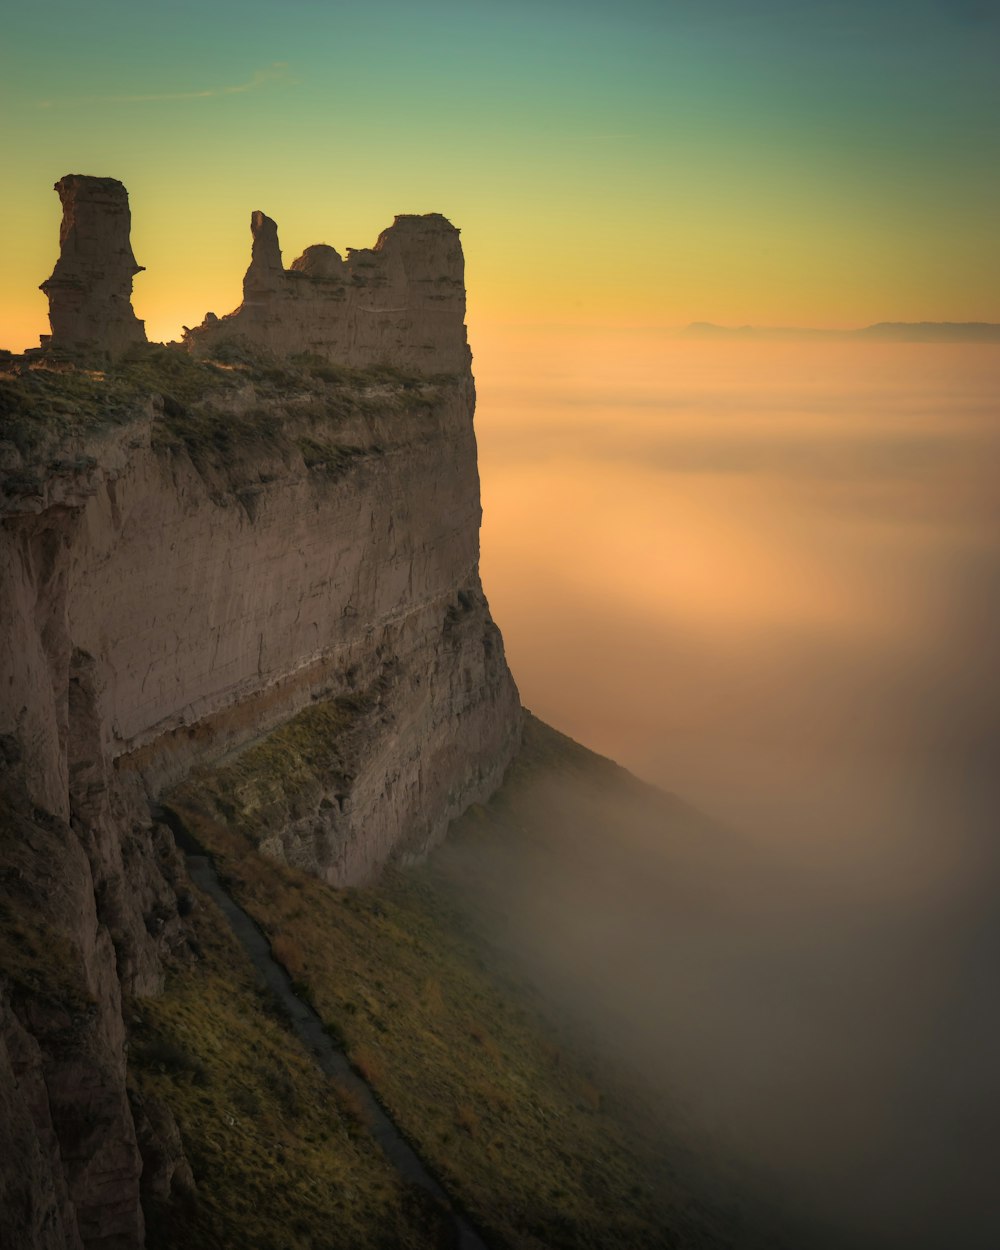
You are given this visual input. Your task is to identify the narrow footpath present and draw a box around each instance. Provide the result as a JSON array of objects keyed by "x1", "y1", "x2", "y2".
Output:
[{"x1": 153, "y1": 805, "x2": 489, "y2": 1250}]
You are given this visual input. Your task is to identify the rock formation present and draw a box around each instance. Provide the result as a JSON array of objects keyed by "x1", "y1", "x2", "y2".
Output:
[
  {"x1": 40, "y1": 175, "x2": 146, "y2": 360},
  {"x1": 185, "y1": 208, "x2": 470, "y2": 374},
  {"x1": 1, "y1": 175, "x2": 520, "y2": 1247}
]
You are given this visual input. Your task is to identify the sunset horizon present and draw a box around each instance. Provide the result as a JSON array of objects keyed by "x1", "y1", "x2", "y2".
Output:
[
  {"x1": 3, "y1": 1, "x2": 999, "y2": 349},
  {"x1": 3, "y1": 177, "x2": 999, "y2": 353},
  {"x1": 2, "y1": 4, "x2": 998, "y2": 1250}
]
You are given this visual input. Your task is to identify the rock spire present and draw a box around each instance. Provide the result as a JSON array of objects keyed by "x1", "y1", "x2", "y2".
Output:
[
  {"x1": 40, "y1": 174, "x2": 146, "y2": 359},
  {"x1": 185, "y1": 208, "x2": 470, "y2": 374}
]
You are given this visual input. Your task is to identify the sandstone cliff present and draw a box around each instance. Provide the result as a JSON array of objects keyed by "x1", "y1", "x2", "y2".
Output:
[
  {"x1": 39, "y1": 176, "x2": 147, "y2": 360},
  {"x1": 0, "y1": 176, "x2": 520, "y2": 1248}
]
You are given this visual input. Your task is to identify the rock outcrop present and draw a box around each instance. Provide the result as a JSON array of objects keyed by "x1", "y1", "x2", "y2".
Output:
[
  {"x1": 40, "y1": 176, "x2": 147, "y2": 360},
  {"x1": 1, "y1": 175, "x2": 520, "y2": 1247},
  {"x1": 185, "y1": 208, "x2": 470, "y2": 374},
  {"x1": 3, "y1": 372, "x2": 519, "y2": 884}
]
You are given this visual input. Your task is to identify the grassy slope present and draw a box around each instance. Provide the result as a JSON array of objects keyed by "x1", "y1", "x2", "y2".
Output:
[
  {"x1": 129, "y1": 886, "x2": 452, "y2": 1250},
  {"x1": 169, "y1": 712, "x2": 776, "y2": 1250},
  {"x1": 0, "y1": 792, "x2": 450, "y2": 1248}
]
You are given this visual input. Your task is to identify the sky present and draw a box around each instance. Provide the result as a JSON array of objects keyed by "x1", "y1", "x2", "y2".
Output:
[
  {"x1": 2, "y1": 0, "x2": 999, "y2": 350},
  {"x1": 3, "y1": 10, "x2": 998, "y2": 1243}
]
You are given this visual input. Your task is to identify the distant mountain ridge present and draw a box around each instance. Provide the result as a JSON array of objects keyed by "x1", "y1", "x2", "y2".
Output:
[{"x1": 681, "y1": 321, "x2": 1000, "y2": 342}]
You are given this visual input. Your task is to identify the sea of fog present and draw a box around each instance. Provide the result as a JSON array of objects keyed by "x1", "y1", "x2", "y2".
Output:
[{"x1": 470, "y1": 329, "x2": 1000, "y2": 1249}]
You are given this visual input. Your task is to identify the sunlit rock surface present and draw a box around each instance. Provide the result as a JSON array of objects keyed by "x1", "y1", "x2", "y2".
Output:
[{"x1": 185, "y1": 208, "x2": 470, "y2": 375}]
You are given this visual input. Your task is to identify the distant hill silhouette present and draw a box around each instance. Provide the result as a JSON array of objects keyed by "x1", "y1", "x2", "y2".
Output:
[
  {"x1": 855, "y1": 322, "x2": 1000, "y2": 341},
  {"x1": 681, "y1": 321, "x2": 1000, "y2": 342}
]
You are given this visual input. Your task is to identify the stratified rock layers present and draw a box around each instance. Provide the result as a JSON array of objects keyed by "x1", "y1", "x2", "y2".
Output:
[
  {"x1": 40, "y1": 176, "x2": 146, "y2": 359},
  {"x1": 2, "y1": 178, "x2": 520, "y2": 1248},
  {"x1": 3, "y1": 375, "x2": 518, "y2": 867},
  {"x1": 1, "y1": 371, "x2": 521, "y2": 1245}
]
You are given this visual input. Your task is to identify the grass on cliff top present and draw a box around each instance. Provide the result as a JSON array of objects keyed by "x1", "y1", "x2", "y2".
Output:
[
  {"x1": 168, "y1": 712, "x2": 760, "y2": 1250},
  {"x1": 129, "y1": 882, "x2": 452, "y2": 1250},
  {"x1": 0, "y1": 342, "x2": 453, "y2": 481}
]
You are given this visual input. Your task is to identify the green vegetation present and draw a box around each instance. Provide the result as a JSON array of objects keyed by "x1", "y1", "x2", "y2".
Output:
[
  {"x1": 0, "y1": 894, "x2": 87, "y2": 1010},
  {"x1": 129, "y1": 880, "x2": 452, "y2": 1250},
  {"x1": 175, "y1": 694, "x2": 371, "y2": 848},
  {"x1": 168, "y1": 714, "x2": 760, "y2": 1250},
  {"x1": 0, "y1": 342, "x2": 452, "y2": 487}
]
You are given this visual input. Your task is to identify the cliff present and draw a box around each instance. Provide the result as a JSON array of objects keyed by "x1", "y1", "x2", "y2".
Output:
[{"x1": 0, "y1": 176, "x2": 520, "y2": 1247}]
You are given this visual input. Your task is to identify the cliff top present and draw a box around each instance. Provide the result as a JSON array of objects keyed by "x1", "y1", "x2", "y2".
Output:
[
  {"x1": 0, "y1": 341, "x2": 457, "y2": 510},
  {"x1": 52, "y1": 173, "x2": 133, "y2": 197},
  {"x1": 33, "y1": 174, "x2": 470, "y2": 373}
]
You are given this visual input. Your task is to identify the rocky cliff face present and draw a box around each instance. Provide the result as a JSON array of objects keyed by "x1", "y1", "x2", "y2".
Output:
[
  {"x1": 185, "y1": 207, "x2": 470, "y2": 374},
  {"x1": 3, "y1": 371, "x2": 519, "y2": 882},
  {"x1": 0, "y1": 176, "x2": 520, "y2": 1248}
]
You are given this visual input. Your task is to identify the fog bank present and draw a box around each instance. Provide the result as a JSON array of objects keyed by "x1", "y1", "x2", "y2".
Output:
[{"x1": 464, "y1": 333, "x2": 1000, "y2": 1247}]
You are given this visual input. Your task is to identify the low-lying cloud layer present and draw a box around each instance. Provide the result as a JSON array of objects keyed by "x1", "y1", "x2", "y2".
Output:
[{"x1": 468, "y1": 335, "x2": 1000, "y2": 1248}]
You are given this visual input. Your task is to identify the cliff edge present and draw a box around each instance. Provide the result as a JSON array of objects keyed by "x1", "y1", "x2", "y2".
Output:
[{"x1": 0, "y1": 176, "x2": 520, "y2": 1248}]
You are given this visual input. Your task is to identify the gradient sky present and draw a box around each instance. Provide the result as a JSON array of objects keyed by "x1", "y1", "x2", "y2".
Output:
[{"x1": 2, "y1": 0, "x2": 998, "y2": 349}]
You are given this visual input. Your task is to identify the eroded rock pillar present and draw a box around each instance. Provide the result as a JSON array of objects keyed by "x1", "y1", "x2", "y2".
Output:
[{"x1": 40, "y1": 175, "x2": 146, "y2": 359}]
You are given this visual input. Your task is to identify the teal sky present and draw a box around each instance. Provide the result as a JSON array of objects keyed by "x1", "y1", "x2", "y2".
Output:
[{"x1": 2, "y1": 0, "x2": 998, "y2": 346}]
